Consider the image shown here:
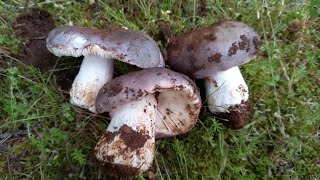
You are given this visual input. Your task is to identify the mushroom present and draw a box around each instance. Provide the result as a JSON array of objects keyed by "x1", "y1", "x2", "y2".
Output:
[
  {"x1": 94, "y1": 67, "x2": 201, "y2": 176},
  {"x1": 166, "y1": 20, "x2": 261, "y2": 129},
  {"x1": 46, "y1": 26, "x2": 164, "y2": 112}
]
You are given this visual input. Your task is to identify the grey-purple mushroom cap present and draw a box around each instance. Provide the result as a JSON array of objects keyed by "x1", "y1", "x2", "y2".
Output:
[
  {"x1": 46, "y1": 26, "x2": 164, "y2": 68},
  {"x1": 166, "y1": 20, "x2": 261, "y2": 78},
  {"x1": 96, "y1": 67, "x2": 202, "y2": 138}
]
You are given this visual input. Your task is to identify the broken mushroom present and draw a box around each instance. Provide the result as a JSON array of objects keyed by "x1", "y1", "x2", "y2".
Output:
[
  {"x1": 46, "y1": 26, "x2": 164, "y2": 112},
  {"x1": 94, "y1": 67, "x2": 201, "y2": 176},
  {"x1": 166, "y1": 20, "x2": 261, "y2": 129}
]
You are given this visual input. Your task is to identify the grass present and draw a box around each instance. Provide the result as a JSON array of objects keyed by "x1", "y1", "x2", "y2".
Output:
[{"x1": 0, "y1": 0, "x2": 319, "y2": 179}]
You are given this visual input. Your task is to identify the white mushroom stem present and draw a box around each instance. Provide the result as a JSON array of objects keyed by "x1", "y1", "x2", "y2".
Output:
[
  {"x1": 94, "y1": 94, "x2": 157, "y2": 175},
  {"x1": 70, "y1": 55, "x2": 114, "y2": 113},
  {"x1": 204, "y1": 66, "x2": 249, "y2": 113}
]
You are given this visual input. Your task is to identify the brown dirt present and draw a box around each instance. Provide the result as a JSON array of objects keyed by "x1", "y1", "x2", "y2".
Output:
[
  {"x1": 207, "y1": 53, "x2": 222, "y2": 63},
  {"x1": 15, "y1": 8, "x2": 83, "y2": 98},
  {"x1": 96, "y1": 130, "x2": 120, "y2": 146},
  {"x1": 165, "y1": 24, "x2": 219, "y2": 76},
  {"x1": 239, "y1": 35, "x2": 250, "y2": 52},
  {"x1": 204, "y1": 31, "x2": 217, "y2": 41},
  {"x1": 109, "y1": 80, "x2": 123, "y2": 96},
  {"x1": 213, "y1": 100, "x2": 252, "y2": 129},
  {"x1": 253, "y1": 36, "x2": 261, "y2": 55},
  {"x1": 99, "y1": 162, "x2": 140, "y2": 177},
  {"x1": 15, "y1": 8, "x2": 56, "y2": 71},
  {"x1": 155, "y1": 20, "x2": 172, "y2": 46},
  {"x1": 119, "y1": 125, "x2": 150, "y2": 151},
  {"x1": 93, "y1": 149, "x2": 141, "y2": 177},
  {"x1": 227, "y1": 42, "x2": 239, "y2": 56},
  {"x1": 288, "y1": 20, "x2": 316, "y2": 33},
  {"x1": 94, "y1": 123, "x2": 150, "y2": 152},
  {"x1": 94, "y1": 124, "x2": 150, "y2": 177}
]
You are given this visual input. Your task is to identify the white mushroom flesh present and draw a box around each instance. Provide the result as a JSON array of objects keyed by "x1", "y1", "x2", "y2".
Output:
[
  {"x1": 205, "y1": 66, "x2": 249, "y2": 113},
  {"x1": 70, "y1": 55, "x2": 114, "y2": 113}
]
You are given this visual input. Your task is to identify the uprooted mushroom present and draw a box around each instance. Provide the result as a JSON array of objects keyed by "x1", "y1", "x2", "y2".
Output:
[
  {"x1": 94, "y1": 67, "x2": 201, "y2": 176},
  {"x1": 166, "y1": 20, "x2": 261, "y2": 129},
  {"x1": 46, "y1": 26, "x2": 164, "y2": 113}
]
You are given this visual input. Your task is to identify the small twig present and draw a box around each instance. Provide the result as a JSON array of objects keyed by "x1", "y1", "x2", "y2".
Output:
[
  {"x1": 17, "y1": 74, "x2": 37, "y2": 84},
  {"x1": 28, "y1": 36, "x2": 47, "y2": 40},
  {"x1": 48, "y1": 66, "x2": 81, "y2": 72},
  {"x1": 36, "y1": 0, "x2": 65, "y2": 5},
  {"x1": 0, "y1": 15, "x2": 12, "y2": 29},
  {"x1": 0, "y1": 48, "x2": 22, "y2": 63},
  {"x1": 0, "y1": 135, "x2": 11, "y2": 145}
]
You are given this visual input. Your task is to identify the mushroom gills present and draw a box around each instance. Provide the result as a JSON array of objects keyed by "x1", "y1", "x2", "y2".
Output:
[
  {"x1": 205, "y1": 66, "x2": 249, "y2": 113},
  {"x1": 155, "y1": 90, "x2": 200, "y2": 138},
  {"x1": 70, "y1": 55, "x2": 114, "y2": 113},
  {"x1": 94, "y1": 94, "x2": 156, "y2": 176}
]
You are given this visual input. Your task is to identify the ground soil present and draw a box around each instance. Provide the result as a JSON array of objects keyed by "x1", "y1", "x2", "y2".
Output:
[
  {"x1": 15, "y1": 8, "x2": 82, "y2": 97},
  {"x1": 15, "y1": 8, "x2": 56, "y2": 72}
]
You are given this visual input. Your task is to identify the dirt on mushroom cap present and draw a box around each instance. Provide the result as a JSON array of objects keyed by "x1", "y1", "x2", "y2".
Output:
[{"x1": 166, "y1": 20, "x2": 261, "y2": 79}]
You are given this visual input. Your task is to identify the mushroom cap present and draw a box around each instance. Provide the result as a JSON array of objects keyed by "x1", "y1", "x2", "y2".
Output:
[
  {"x1": 96, "y1": 67, "x2": 202, "y2": 138},
  {"x1": 166, "y1": 20, "x2": 261, "y2": 78},
  {"x1": 46, "y1": 26, "x2": 164, "y2": 68}
]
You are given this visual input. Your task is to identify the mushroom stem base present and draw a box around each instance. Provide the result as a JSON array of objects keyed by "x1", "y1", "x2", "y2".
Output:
[
  {"x1": 205, "y1": 66, "x2": 250, "y2": 128},
  {"x1": 205, "y1": 66, "x2": 249, "y2": 113},
  {"x1": 213, "y1": 100, "x2": 252, "y2": 129},
  {"x1": 94, "y1": 94, "x2": 157, "y2": 176},
  {"x1": 70, "y1": 55, "x2": 114, "y2": 113}
]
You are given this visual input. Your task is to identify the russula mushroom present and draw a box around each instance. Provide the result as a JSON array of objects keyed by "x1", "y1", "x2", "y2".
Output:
[
  {"x1": 46, "y1": 26, "x2": 164, "y2": 112},
  {"x1": 94, "y1": 67, "x2": 201, "y2": 176},
  {"x1": 166, "y1": 20, "x2": 261, "y2": 129}
]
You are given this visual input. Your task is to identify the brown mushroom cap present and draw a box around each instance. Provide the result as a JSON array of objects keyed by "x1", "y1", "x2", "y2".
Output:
[
  {"x1": 166, "y1": 20, "x2": 261, "y2": 78},
  {"x1": 96, "y1": 67, "x2": 202, "y2": 138},
  {"x1": 46, "y1": 26, "x2": 164, "y2": 68}
]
